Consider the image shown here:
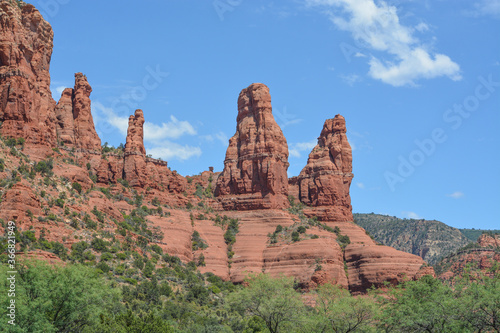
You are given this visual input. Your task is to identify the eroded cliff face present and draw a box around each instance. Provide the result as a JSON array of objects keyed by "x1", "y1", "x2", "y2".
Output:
[
  {"x1": 0, "y1": 2, "x2": 57, "y2": 146},
  {"x1": 215, "y1": 83, "x2": 289, "y2": 210},
  {"x1": 438, "y1": 233, "x2": 500, "y2": 280},
  {"x1": 296, "y1": 115, "x2": 353, "y2": 221}
]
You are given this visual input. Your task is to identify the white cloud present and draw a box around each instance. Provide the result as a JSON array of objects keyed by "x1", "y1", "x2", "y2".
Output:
[
  {"x1": 414, "y1": 22, "x2": 429, "y2": 32},
  {"x1": 306, "y1": 0, "x2": 461, "y2": 86},
  {"x1": 467, "y1": 0, "x2": 500, "y2": 19},
  {"x1": 92, "y1": 101, "x2": 129, "y2": 136},
  {"x1": 147, "y1": 142, "x2": 202, "y2": 161},
  {"x1": 447, "y1": 191, "x2": 464, "y2": 199},
  {"x1": 92, "y1": 101, "x2": 201, "y2": 161},
  {"x1": 354, "y1": 52, "x2": 367, "y2": 57},
  {"x1": 215, "y1": 132, "x2": 229, "y2": 146},
  {"x1": 200, "y1": 135, "x2": 214, "y2": 142},
  {"x1": 54, "y1": 86, "x2": 67, "y2": 97},
  {"x1": 339, "y1": 73, "x2": 362, "y2": 86},
  {"x1": 402, "y1": 211, "x2": 422, "y2": 219},
  {"x1": 289, "y1": 140, "x2": 317, "y2": 158},
  {"x1": 92, "y1": 102, "x2": 196, "y2": 141},
  {"x1": 356, "y1": 182, "x2": 365, "y2": 189},
  {"x1": 144, "y1": 116, "x2": 196, "y2": 141}
]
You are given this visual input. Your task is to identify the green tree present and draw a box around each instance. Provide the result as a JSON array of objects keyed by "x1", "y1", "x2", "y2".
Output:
[
  {"x1": 378, "y1": 275, "x2": 464, "y2": 332},
  {"x1": 0, "y1": 260, "x2": 122, "y2": 332},
  {"x1": 454, "y1": 267, "x2": 500, "y2": 332},
  {"x1": 309, "y1": 283, "x2": 378, "y2": 333},
  {"x1": 227, "y1": 274, "x2": 305, "y2": 333}
]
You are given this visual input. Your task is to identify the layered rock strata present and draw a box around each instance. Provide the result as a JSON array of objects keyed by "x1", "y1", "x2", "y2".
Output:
[{"x1": 215, "y1": 83, "x2": 289, "y2": 210}]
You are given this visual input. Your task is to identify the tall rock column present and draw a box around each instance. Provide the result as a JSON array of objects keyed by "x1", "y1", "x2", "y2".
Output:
[
  {"x1": 297, "y1": 115, "x2": 353, "y2": 220},
  {"x1": 55, "y1": 73, "x2": 101, "y2": 150},
  {"x1": 72, "y1": 73, "x2": 101, "y2": 151},
  {"x1": 215, "y1": 83, "x2": 289, "y2": 210},
  {"x1": 124, "y1": 109, "x2": 147, "y2": 187},
  {"x1": 0, "y1": 2, "x2": 57, "y2": 145}
]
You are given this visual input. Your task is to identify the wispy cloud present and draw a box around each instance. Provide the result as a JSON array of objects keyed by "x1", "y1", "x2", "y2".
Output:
[
  {"x1": 464, "y1": 0, "x2": 500, "y2": 19},
  {"x1": 339, "y1": 73, "x2": 362, "y2": 86},
  {"x1": 147, "y1": 143, "x2": 202, "y2": 161},
  {"x1": 92, "y1": 101, "x2": 200, "y2": 161},
  {"x1": 289, "y1": 140, "x2": 317, "y2": 158},
  {"x1": 356, "y1": 182, "x2": 365, "y2": 189},
  {"x1": 274, "y1": 106, "x2": 302, "y2": 129},
  {"x1": 306, "y1": 0, "x2": 461, "y2": 86},
  {"x1": 144, "y1": 116, "x2": 196, "y2": 141},
  {"x1": 447, "y1": 191, "x2": 464, "y2": 199},
  {"x1": 402, "y1": 211, "x2": 422, "y2": 219},
  {"x1": 215, "y1": 132, "x2": 229, "y2": 146}
]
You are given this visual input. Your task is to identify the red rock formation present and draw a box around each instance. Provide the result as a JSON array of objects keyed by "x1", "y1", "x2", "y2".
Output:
[
  {"x1": 0, "y1": 2, "x2": 57, "y2": 146},
  {"x1": 438, "y1": 234, "x2": 500, "y2": 280},
  {"x1": 0, "y1": 179, "x2": 42, "y2": 225},
  {"x1": 124, "y1": 109, "x2": 146, "y2": 155},
  {"x1": 345, "y1": 243, "x2": 433, "y2": 294},
  {"x1": 215, "y1": 83, "x2": 289, "y2": 210},
  {"x1": 54, "y1": 88, "x2": 75, "y2": 145},
  {"x1": 120, "y1": 109, "x2": 187, "y2": 193},
  {"x1": 55, "y1": 73, "x2": 101, "y2": 150},
  {"x1": 297, "y1": 115, "x2": 353, "y2": 221},
  {"x1": 123, "y1": 109, "x2": 149, "y2": 187},
  {"x1": 477, "y1": 233, "x2": 500, "y2": 248}
]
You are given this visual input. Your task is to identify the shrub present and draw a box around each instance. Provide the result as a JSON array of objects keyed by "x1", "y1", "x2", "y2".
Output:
[{"x1": 72, "y1": 182, "x2": 82, "y2": 194}]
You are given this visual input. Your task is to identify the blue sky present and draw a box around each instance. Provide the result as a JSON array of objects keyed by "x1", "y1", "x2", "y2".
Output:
[{"x1": 32, "y1": 0, "x2": 499, "y2": 229}]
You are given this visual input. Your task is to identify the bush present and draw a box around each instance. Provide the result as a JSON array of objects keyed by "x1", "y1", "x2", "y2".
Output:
[{"x1": 72, "y1": 182, "x2": 82, "y2": 194}]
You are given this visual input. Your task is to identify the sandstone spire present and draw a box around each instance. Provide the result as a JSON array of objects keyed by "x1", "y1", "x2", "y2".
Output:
[
  {"x1": 215, "y1": 83, "x2": 289, "y2": 210},
  {"x1": 297, "y1": 114, "x2": 353, "y2": 220},
  {"x1": 55, "y1": 73, "x2": 101, "y2": 150},
  {"x1": 124, "y1": 109, "x2": 146, "y2": 155}
]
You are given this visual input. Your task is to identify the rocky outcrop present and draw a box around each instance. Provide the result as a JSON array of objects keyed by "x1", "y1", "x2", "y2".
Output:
[
  {"x1": 123, "y1": 109, "x2": 147, "y2": 187},
  {"x1": 55, "y1": 73, "x2": 101, "y2": 150},
  {"x1": 215, "y1": 83, "x2": 289, "y2": 210},
  {"x1": 477, "y1": 233, "x2": 500, "y2": 248},
  {"x1": 437, "y1": 233, "x2": 500, "y2": 280},
  {"x1": 0, "y1": 2, "x2": 57, "y2": 146},
  {"x1": 345, "y1": 243, "x2": 433, "y2": 294},
  {"x1": 296, "y1": 115, "x2": 353, "y2": 221},
  {"x1": 124, "y1": 109, "x2": 146, "y2": 155},
  {"x1": 0, "y1": 179, "x2": 42, "y2": 225},
  {"x1": 119, "y1": 109, "x2": 187, "y2": 192},
  {"x1": 54, "y1": 88, "x2": 75, "y2": 145}
]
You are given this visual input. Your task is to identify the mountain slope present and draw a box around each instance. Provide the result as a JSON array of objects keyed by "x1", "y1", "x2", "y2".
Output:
[{"x1": 353, "y1": 213, "x2": 470, "y2": 264}]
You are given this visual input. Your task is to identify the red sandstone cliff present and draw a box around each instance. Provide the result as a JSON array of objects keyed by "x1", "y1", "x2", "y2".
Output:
[
  {"x1": 0, "y1": 2, "x2": 57, "y2": 146},
  {"x1": 215, "y1": 83, "x2": 289, "y2": 210}
]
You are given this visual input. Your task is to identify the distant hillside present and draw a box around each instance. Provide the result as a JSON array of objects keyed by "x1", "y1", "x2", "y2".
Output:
[
  {"x1": 459, "y1": 228, "x2": 500, "y2": 242},
  {"x1": 353, "y1": 213, "x2": 470, "y2": 265}
]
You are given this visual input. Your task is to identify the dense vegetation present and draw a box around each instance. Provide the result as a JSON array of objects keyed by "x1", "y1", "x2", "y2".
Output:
[
  {"x1": 0, "y1": 260, "x2": 498, "y2": 332},
  {"x1": 459, "y1": 228, "x2": 500, "y2": 242},
  {"x1": 354, "y1": 213, "x2": 470, "y2": 264}
]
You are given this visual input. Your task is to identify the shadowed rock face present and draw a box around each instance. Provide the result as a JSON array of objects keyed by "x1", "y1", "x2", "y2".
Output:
[
  {"x1": 296, "y1": 114, "x2": 354, "y2": 221},
  {"x1": 215, "y1": 83, "x2": 290, "y2": 210},
  {"x1": 55, "y1": 73, "x2": 101, "y2": 150},
  {"x1": 0, "y1": 2, "x2": 57, "y2": 145}
]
